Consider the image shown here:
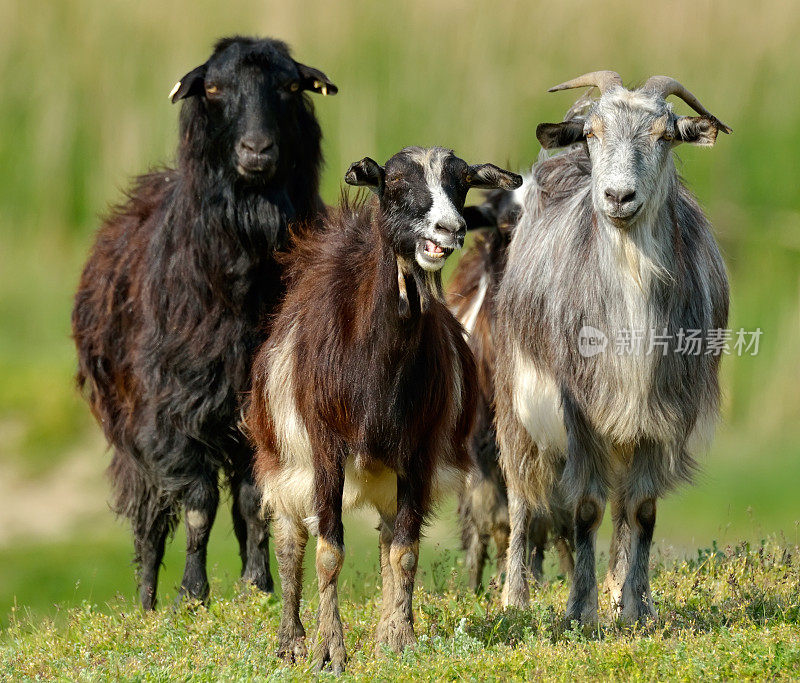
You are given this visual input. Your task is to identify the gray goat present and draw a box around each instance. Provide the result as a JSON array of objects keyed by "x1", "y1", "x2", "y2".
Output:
[{"x1": 495, "y1": 71, "x2": 730, "y2": 625}]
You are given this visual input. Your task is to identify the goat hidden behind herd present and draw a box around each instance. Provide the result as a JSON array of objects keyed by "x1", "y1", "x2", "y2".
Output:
[{"x1": 71, "y1": 36, "x2": 731, "y2": 671}]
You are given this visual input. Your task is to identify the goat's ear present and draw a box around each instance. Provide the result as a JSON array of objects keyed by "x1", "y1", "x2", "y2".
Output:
[
  {"x1": 295, "y1": 62, "x2": 338, "y2": 96},
  {"x1": 169, "y1": 64, "x2": 208, "y2": 103},
  {"x1": 675, "y1": 116, "x2": 723, "y2": 147},
  {"x1": 536, "y1": 120, "x2": 585, "y2": 149},
  {"x1": 345, "y1": 157, "x2": 384, "y2": 193},
  {"x1": 466, "y1": 164, "x2": 522, "y2": 191},
  {"x1": 463, "y1": 203, "x2": 497, "y2": 231}
]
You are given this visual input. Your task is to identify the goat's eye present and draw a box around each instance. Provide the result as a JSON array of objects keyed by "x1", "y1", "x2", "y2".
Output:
[
  {"x1": 661, "y1": 131, "x2": 674, "y2": 142},
  {"x1": 287, "y1": 81, "x2": 301, "y2": 93},
  {"x1": 205, "y1": 84, "x2": 221, "y2": 97},
  {"x1": 585, "y1": 131, "x2": 595, "y2": 139}
]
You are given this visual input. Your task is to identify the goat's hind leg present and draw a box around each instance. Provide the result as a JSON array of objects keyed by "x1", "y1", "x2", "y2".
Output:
[
  {"x1": 502, "y1": 489, "x2": 530, "y2": 609},
  {"x1": 464, "y1": 521, "x2": 489, "y2": 593},
  {"x1": 274, "y1": 515, "x2": 309, "y2": 662},
  {"x1": 133, "y1": 503, "x2": 174, "y2": 611},
  {"x1": 375, "y1": 513, "x2": 396, "y2": 648},
  {"x1": 527, "y1": 512, "x2": 549, "y2": 585},
  {"x1": 603, "y1": 492, "x2": 630, "y2": 614},
  {"x1": 231, "y1": 470, "x2": 274, "y2": 593},
  {"x1": 491, "y1": 521, "x2": 510, "y2": 588},
  {"x1": 179, "y1": 474, "x2": 219, "y2": 604}
]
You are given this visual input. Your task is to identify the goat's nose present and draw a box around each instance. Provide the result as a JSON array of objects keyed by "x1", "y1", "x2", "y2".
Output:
[
  {"x1": 435, "y1": 217, "x2": 466, "y2": 236},
  {"x1": 239, "y1": 134, "x2": 274, "y2": 156},
  {"x1": 604, "y1": 188, "x2": 637, "y2": 206}
]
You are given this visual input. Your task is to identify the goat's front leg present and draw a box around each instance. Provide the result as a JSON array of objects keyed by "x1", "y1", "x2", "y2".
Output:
[
  {"x1": 616, "y1": 440, "x2": 660, "y2": 624},
  {"x1": 274, "y1": 515, "x2": 308, "y2": 662},
  {"x1": 562, "y1": 394, "x2": 606, "y2": 628},
  {"x1": 134, "y1": 502, "x2": 173, "y2": 611},
  {"x1": 379, "y1": 473, "x2": 425, "y2": 653},
  {"x1": 313, "y1": 454, "x2": 347, "y2": 674},
  {"x1": 566, "y1": 496, "x2": 604, "y2": 627},
  {"x1": 619, "y1": 496, "x2": 657, "y2": 624},
  {"x1": 502, "y1": 489, "x2": 530, "y2": 609},
  {"x1": 178, "y1": 475, "x2": 219, "y2": 604}
]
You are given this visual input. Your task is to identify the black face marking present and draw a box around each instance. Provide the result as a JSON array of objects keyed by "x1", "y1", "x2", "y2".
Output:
[
  {"x1": 173, "y1": 37, "x2": 336, "y2": 185},
  {"x1": 379, "y1": 148, "x2": 469, "y2": 271},
  {"x1": 344, "y1": 146, "x2": 521, "y2": 271}
]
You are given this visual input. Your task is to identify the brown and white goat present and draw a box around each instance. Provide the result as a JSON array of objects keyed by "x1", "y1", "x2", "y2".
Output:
[
  {"x1": 247, "y1": 147, "x2": 521, "y2": 672},
  {"x1": 449, "y1": 189, "x2": 573, "y2": 591},
  {"x1": 495, "y1": 72, "x2": 730, "y2": 626}
]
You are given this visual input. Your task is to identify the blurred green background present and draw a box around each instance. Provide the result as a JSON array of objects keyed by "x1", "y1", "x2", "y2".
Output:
[{"x1": 1, "y1": 0, "x2": 798, "y2": 626}]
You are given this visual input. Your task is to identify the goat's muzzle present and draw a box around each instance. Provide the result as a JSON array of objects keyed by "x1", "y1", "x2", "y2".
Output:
[
  {"x1": 415, "y1": 224, "x2": 464, "y2": 271},
  {"x1": 236, "y1": 133, "x2": 278, "y2": 178}
]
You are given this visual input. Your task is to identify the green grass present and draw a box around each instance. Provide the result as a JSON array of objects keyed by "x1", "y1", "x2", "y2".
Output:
[
  {"x1": 3, "y1": 539, "x2": 799, "y2": 680},
  {"x1": 2, "y1": 423, "x2": 798, "y2": 630},
  {"x1": 0, "y1": 511, "x2": 465, "y2": 631}
]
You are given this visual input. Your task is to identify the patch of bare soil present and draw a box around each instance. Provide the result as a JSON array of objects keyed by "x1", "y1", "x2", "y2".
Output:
[{"x1": 0, "y1": 432, "x2": 110, "y2": 546}]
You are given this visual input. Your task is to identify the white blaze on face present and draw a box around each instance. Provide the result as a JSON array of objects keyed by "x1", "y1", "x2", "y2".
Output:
[
  {"x1": 409, "y1": 148, "x2": 463, "y2": 234},
  {"x1": 426, "y1": 155, "x2": 462, "y2": 230}
]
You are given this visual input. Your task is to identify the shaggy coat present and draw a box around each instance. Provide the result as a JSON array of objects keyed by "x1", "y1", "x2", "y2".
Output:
[
  {"x1": 247, "y1": 147, "x2": 521, "y2": 672},
  {"x1": 448, "y1": 190, "x2": 573, "y2": 591},
  {"x1": 250, "y1": 198, "x2": 475, "y2": 525},
  {"x1": 495, "y1": 76, "x2": 730, "y2": 625},
  {"x1": 72, "y1": 36, "x2": 335, "y2": 609}
]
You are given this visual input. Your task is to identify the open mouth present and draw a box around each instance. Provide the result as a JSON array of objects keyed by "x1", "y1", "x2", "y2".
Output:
[
  {"x1": 416, "y1": 239, "x2": 455, "y2": 270},
  {"x1": 423, "y1": 240, "x2": 451, "y2": 259}
]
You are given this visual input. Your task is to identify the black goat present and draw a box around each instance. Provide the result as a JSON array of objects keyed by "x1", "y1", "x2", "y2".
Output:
[{"x1": 72, "y1": 36, "x2": 336, "y2": 609}]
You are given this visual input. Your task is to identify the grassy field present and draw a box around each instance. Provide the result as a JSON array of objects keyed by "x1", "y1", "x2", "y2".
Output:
[
  {"x1": 3, "y1": 539, "x2": 799, "y2": 679},
  {"x1": 1, "y1": 0, "x2": 800, "y2": 677}
]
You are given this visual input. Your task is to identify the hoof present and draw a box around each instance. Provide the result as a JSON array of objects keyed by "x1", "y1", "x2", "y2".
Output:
[
  {"x1": 277, "y1": 635, "x2": 307, "y2": 664},
  {"x1": 176, "y1": 578, "x2": 210, "y2": 606},
  {"x1": 313, "y1": 628, "x2": 347, "y2": 674},
  {"x1": 376, "y1": 616, "x2": 416, "y2": 653},
  {"x1": 619, "y1": 595, "x2": 657, "y2": 626},
  {"x1": 241, "y1": 569, "x2": 274, "y2": 594},
  {"x1": 501, "y1": 585, "x2": 530, "y2": 610},
  {"x1": 565, "y1": 599, "x2": 599, "y2": 630},
  {"x1": 174, "y1": 589, "x2": 209, "y2": 612}
]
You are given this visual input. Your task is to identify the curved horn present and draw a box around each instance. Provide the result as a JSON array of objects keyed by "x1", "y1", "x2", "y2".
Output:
[
  {"x1": 547, "y1": 70, "x2": 623, "y2": 94},
  {"x1": 643, "y1": 75, "x2": 732, "y2": 134}
]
